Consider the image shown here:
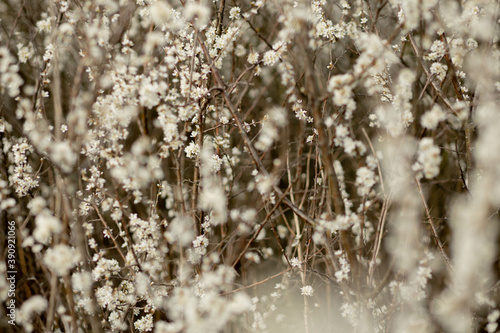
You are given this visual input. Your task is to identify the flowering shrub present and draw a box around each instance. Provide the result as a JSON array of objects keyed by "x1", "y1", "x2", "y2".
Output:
[{"x1": 0, "y1": 0, "x2": 499, "y2": 332}]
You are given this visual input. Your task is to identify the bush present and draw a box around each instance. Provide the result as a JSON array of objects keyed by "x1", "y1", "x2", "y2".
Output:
[{"x1": 0, "y1": 0, "x2": 499, "y2": 332}]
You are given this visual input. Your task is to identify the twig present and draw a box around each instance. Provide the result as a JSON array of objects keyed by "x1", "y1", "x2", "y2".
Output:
[
  {"x1": 368, "y1": 195, "x2": 391, "y2": 286},
  {"x1": 231, "y1": 185, "x2": 291, "y2": 268},
  {"x1": 415, "y1": 178, "x2": 454, "y2": 272},
  {"x1": 216, "y1": 0, "x2": 226, "y2": 36},
  {"x1": 196, "y1": 33, "x2": 318, "y2": 228},
  {"x1": 362, "y1": 128, "x2": 386, "y2": 196},
  {"x1": 222, "y1": 268, "x2": 292, "y2": 295}
]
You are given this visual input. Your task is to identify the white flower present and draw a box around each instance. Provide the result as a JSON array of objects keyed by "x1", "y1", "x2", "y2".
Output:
[
  {"x1": 488, "y1": 310, "x2": 500, "y2": 323},
  {"x1": 247, "y1": 52, "x2": 259, "y2": 65},
  {"x1": 421, "y1": 105, "x2": 446, "y2": 130},
  {"x1": 413, "y1": 138, "x2": 442, "y2": 179},
  {"x1": 328, "y1": 74, "x2": 352, "y2": 93},
  {"x1": 263, "y1": 50, "x2": 279, "y2": 66},
  {"x1": 425, "y1": 40, "x2": 446, "y2": 61},
  {"x1": 50, "y1": 141, "x2": 77, "y2": 173},
  {"x1": 240, "y1": 208, "x2": 256, "y2": 223},
  {"x1": 36, "y1": 18, "x2": 52, "y2": 32},
  {"x1": 17, "y1": 43, "x2": 33, "y2": 63},
  {"x1": 184, "y1": 2, "x2": 211, "y2": 29},
  {"x1": 209, "y1": 154, "x2": 222, "y2": 173},
  {"x1": 150, "y1": 1, "x2": 172, "y2": 26},
  {"x1": 245, "y1": 252, "x2": 261, "y2": 263},
  {"x1": 300, "y1": 285, "x2": 314, "y2": 296},
  {"x1": 33, "y1": 211, "x2": 62, "y2": 244},
  {"x1": 355, "y1": 166, "x2": 377, "y2": 196},
  {"x1": 192, "y1": 235, "x2": 209, "y2": 255},
  {"x1": 72, "y1": 272, "x2": 92, "y2": 293},
  {"x1": 229, "y1": 7, "x2": 241, "y2": 20},
  {"x1": 277, "y1": 225, "x2": 288, "y2": 239},
  {"x1": 254, "y1": 173, "x2": 277, "y2": 194},
  {"x1": 268, "y1": 106, "x2": 288, "y2": 126},
  {"x1": 28, "y1": 197, "x2": 46, "y2": 215},
  {"x1": 42, "y1": 43, "x2": 55, "y2": 62},
  {"x1": 334, "y1": 253, "x2": 351, "y2": 283},
  {"x1": 336, "y1": 124, "x2": 349, "y2": 138},
  {"x1": 43, "y1": 245, "x2": 80, "y2": 276},
  {"x1": 255, "y1": 121, "x2": 278, "y2": 151},
  {"x1": 17, "y1": 295, "x2": 47, "y2": 326},
  {"x1": 185, "y1": 141, "x2": 200, "y2": 158},
  {"x1": 164, "y1": 216, "x2": 195, "y2": 247},
  {"x1": 333, "y1": 85, "x2": 353, "y2": 107},
  {"x1": 290, "y1": 257, "x2": 301, "y2": 267},
  {"x1": 139, "y1": 79, "x2": 161, "y2": 108},
  {"x1": 430, "y1": 62, "x2": 448, "y2": 81},
  {"x1": 134, "y1": 313, "x2": 153, "y2": 332}
]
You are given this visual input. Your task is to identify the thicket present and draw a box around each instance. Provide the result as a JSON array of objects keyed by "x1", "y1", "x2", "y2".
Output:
[{"x1": 0, "y1": 0, "x2": 499, "y2": 332}]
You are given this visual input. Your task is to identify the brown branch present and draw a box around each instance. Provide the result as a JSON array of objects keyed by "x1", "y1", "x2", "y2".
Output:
[
  {"x1": 222, "y1": 268, "x2": 291, "y2": 295},
  {"x1": 415, "y1": 178, "x2": 454, "y2": 272},
  {"x1": 231, "y1": 185, "x2": 291, "y2": 268}
]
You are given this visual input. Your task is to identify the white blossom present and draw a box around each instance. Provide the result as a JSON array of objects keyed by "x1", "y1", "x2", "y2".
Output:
[
  {"x1": 185, "y1": 141, "x2": 200, "y2": 158},
  {"x1": 355, "y1": 166, "x2": 377, "y2": 196},
  {"x1": 16, "y1": 295, "x2": 48, "y2": 331},
  {"x1": 263, "y1": 50, "x2": 279, "y2": 66},
  {"x1": 300, "y1": 285, "x2": 314, "y2": 296},
  {"x1": 184, "y1": 2, "x2": 211, "y2": 29},
  {"x1": 229, "y1": 7, "x2": 241, "y2": 20},
  {"x1": 413, "y1": 138, "x2": 442, "y2": 179},
  {"x1": 290, "y1": 257, "x2": 301, "y2": 267},
  {"x1": 33, "y1": 211, "x2": 62, "y2": 244},
  {"x1": 150, "y1": 1, "x2": 172, "y2": 26},
  {"x1": 421, "y1": 105, "x2": 446, "y2": 130},
  {"x1": 43, "y1": 245, "x2": 80, "y2": 276},
  {"x1": 430, "y1": 62, "x2": 448, "y2": 81},
  {"x1": 247, "y1": 52, "x2": 259, "y2": 65}
]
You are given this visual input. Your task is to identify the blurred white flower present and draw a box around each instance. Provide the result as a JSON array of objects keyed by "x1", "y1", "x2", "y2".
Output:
[{"x1": 300, "y1": 285, "x2": 314, "y2": 296}]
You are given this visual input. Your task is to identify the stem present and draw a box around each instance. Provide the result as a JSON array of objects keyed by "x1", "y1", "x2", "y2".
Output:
[{"x1": 415, "y1": 178, "x2": 454, "y2": 272}]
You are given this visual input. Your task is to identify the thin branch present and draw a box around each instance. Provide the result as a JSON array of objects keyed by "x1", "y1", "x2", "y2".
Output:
[
  {"x1": 222, "y1": 268, "x2": 292, "y2": 295},
  {"x1": 415, "y1": 177, "x2": 454, "y2": 272}
]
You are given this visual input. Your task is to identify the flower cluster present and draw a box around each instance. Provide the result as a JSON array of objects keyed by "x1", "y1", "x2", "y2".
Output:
[{"x1": 0, "y1": 0, "x2": 499, "y2": 332}]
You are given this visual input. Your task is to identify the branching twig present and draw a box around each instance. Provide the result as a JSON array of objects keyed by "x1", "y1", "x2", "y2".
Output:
[{"x1": 415, "y1": 178, "x2": 454, "y2": 272}]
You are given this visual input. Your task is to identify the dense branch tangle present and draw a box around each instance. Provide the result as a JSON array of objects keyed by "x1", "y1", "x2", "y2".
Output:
[{"x1": 0, "y1": 0, "x2": 499, "y2": 332}]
